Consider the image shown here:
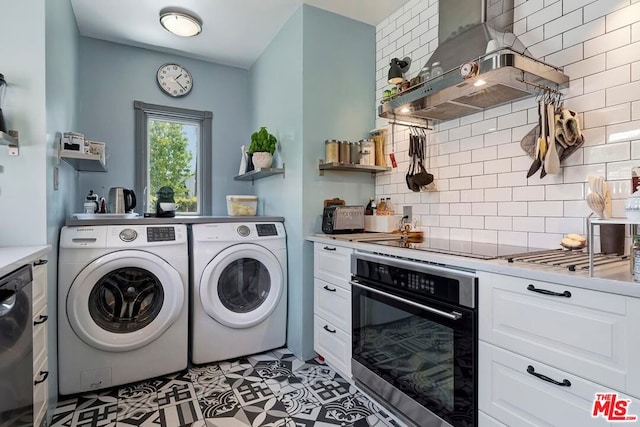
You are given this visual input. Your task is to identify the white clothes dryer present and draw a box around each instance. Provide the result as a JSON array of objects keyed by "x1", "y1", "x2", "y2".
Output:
[
  {"x1": 190, "y1": 222, "x2": 287, "y2": 364},
  {"x1": 58, "y1": 224, "x2": 188, "y2": 395}
]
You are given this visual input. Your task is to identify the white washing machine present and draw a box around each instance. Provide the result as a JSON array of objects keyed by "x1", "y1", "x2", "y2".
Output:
[
  {"x1": 190, "y1": 222, "x2": 287, "y2": 364},
  {"x1": 58, "y1": 224, "x2": 188, "y2": 395}
]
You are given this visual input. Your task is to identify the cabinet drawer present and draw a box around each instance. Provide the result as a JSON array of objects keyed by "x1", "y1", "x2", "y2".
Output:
[
  {"x1": 314, "y1": 314, "x2": 351, "y2": 379},
  {"x1": 479, "y1": 342, "x2": 610, "y2": 426},
  {"x1": 314, "y1": 278, "x2": 351, "y2": 333},
  {"x1": 33, "y1": 355, "x2": 48, "y2": 427},
  {"x1": 479, "y1": 272, "x2": 634, "y2": 395},
  {"x1": 314, "y1": 243, "x2": 352, "y2": 289},
  {"x1": 32, "y1": 259, "x2": 48, "y2": 315}
]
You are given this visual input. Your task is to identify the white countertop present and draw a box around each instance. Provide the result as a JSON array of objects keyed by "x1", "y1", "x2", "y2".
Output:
[
  {"x1": 0, "y1": 246, "x2": 51, "y2": 278},
  {"x1": 307, "y1": 235, "x2": 640, "y2": 298}
]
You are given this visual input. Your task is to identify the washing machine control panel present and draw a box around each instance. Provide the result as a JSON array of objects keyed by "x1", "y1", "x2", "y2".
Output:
[
  {"x1": 237, "y1": 225, "x2": 251, "y2": 237},
  {"x1": 147, "y1": 226, "x2": 176, "y2": 242},
  {"x1": 256, "y1": 223, "x2": 278, "y2": 237},
  {"x1": 119, "y1": 229, "x2": 138, "y2": 242}
]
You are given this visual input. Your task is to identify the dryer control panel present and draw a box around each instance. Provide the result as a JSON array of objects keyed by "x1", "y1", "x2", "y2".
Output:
[
  {"x1": 256, "y1": 224, "x2": 278, "y2": 237},
  {"x1": 147, "y1": 226, "x2": 176, "y2": 242}
]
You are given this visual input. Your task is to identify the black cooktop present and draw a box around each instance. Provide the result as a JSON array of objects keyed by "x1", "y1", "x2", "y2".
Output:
[{"x1": 368, "y1": 237, "x2": 537, "y2": 260}]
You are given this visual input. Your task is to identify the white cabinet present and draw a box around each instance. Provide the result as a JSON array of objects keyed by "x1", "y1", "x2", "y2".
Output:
[
  {"x1": 313, "y1": 242, "x2": 353, "y2": 379},
  {"x1": 32, "y1": 258, "x2": 49, "y2": 427},
  {"x1": 479, "y1": 271, "x2": 640, "y2": 426}
]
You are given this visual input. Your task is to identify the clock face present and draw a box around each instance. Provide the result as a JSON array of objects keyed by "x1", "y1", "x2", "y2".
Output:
[{"x1": 156, "y1": 63, "x2": 193, "y2": 97}]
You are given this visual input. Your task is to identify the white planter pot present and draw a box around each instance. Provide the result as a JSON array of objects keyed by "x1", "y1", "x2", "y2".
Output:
[{"x1": 252, "y1": 152, "x2": 273, "y2": 169}]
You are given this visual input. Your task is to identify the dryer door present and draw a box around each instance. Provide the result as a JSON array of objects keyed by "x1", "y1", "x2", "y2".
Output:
[
  {"x1": 67, "y1": 250, "x2": 184, "y2": 352},
  {"x1": 200, "y1": 243, "x2": 283, "y2": 329}
]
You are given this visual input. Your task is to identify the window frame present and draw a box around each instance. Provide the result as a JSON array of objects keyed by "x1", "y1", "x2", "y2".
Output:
[{"x1": 134, "y1": 100, "x2": 212, "y2": 216}]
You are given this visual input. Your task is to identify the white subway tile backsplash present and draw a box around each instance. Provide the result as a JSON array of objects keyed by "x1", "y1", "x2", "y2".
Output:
[
  {"x1": 563, "y1": 17, "x2": 605, "y2": 47},
  {"x1": 607, "y1": 41, "x2": 640, "y2": 68},
  {"x1": 486, "y1": 216, "x2": 513, "y2": 231},
  {"x1": 485, "y1": 187, "x2": 512, "y2": 202},
  {"x1": 546, "y1": 9, "x2": 583, "y2": 38},
  {"x1": 472, "y1": 146, "x2": 497, "y2": 162},
  {"x1": 545, "y1": 217, "x2": 586, "y2": 234},
  {"x1": 528, "y1": 201, "x2": 564, "y2": 216},
  {"x1": 544, "y1": 183, "x2": 585, "y2": 200},
  {"x1": 484, "y1": 159, "x2": 512, "y2": 174},
  {"x1": 584, "y1": 103, "x2": 631, "y2": 127},
  {"x1": 607, "y1": 80, "x2": 640, "y2": 106},
  {"x1": 471, "y1": 118, "x2": 498, "y2": 136},
  {"x1": 375, "y1": 0, "x2": 638, "y2": 245},
  {"x1": 583, "y1": 65, "x2": 630, "y2": 93},
  {"x1": 606, "y1": 2, "x2": 640, "y2": 32},
  {"x1": 513, "y1": 185, "x2": 546, "y2": 201},
  {"x1": 583, "y1": 141, "x2": 630, "y2": 163},
  {"x1": 513, "y1": 216, "x2": 545, "y2": 232},
  {"x1": 499, "y1": 202, "x2": 529, "y2": 216},
  {"x1": 584, "y1": 0, "x2": 630, "y2": 23},
  {"x1": 585, "y1": 27, "x2": 631, "y2": 58},
  {"x1": 472, "y1": 229, "x2": 498, "y2": 244},
  {"x1": 472, "y1": 174, "x2": 498, "y2": 189}
]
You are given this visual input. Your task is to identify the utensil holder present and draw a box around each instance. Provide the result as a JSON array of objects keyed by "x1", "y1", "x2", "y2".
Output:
[{"x1": 600, "y1": 223, "x2": 625, "y2": 254}]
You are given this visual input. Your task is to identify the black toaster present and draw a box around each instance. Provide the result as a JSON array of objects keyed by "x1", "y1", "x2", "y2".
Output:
[{"x1": 322, "y1": 205, "x2": 365, "y2": 234}]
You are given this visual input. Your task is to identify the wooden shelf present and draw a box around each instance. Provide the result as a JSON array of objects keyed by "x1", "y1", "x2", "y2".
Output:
[
  {"x1": 0, "y1": 131, "x2": 19, "y2": 156},
  {"x1": 234, "y1": 165, "x2": 285, "y2": 182},
  {"x1": 318, "y1": 160, "x2": 390, "y2": 176},
  {"x1": 59, "y1": 149, "x2": 107, "y2": 172}
]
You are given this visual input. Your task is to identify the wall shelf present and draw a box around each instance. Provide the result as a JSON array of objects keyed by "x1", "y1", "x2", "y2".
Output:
[
  {"x1": 318, "y1": 160, "x2": 390, "y2": 176},
  {"x1": 234, "y1": 164, "x2": 285, "y2": 183},
  {"x1": 0, "y1": 131, "x2": 19, "y2": 156},
  {"x1": 59, "y1": 149, "x2": 107, "y2": 172}
]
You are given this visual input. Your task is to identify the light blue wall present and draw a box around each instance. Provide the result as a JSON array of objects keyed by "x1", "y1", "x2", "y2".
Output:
[
  {"x1": 0, "y1": 0, "x2": 47, "y2": 245},
  {"x1": 77, "y1": 38, "x2": 252, "y2": 214},
  {"x1": 46, "y1": 0, "x2": 80, "y2": 416},
  {"x1": 250, "y1": 5, "x2": 375, "y2": 360},
  {"x1": 249, "y1": 8, "x2": 305, "y2": 357}
]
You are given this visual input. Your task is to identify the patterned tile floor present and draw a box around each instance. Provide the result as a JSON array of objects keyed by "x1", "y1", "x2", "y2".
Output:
[{"x1": 51, "y1": 348, "x2": 403, "y2": 427}]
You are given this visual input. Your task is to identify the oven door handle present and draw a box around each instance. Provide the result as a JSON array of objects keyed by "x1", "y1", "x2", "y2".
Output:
[{"x1": 350, "y1": 280, "x2": 463, "y2": 321}]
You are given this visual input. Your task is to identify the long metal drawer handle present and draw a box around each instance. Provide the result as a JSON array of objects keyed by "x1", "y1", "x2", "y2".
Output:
[
  {"x1": 527, "y1": 365, "x2": 571, "y2": 387},
  {"x1": 323, "y1": 246, "x2": 337, "y2": 251},
  {"x1": 323, "y1": 285, "x2": 337, "y2": 292},
  {"x1": 34, "y1": 371, "x2": 49, "y2": 385},
  {"x1": 34, "y1": 315, "x2": 48, "y2": 325},
  {"x1": 323, "y1": 325, "x2": 337, "y2": 333},
  {"x1": 527, "y1": 284, "x2": 571, "y2": 298},
  {"x1": 33, "y1": 259, "x2": 48, "y2": 266},
  {"x1": 351, "y1": 280, "x2": 462, "y2": 321}
]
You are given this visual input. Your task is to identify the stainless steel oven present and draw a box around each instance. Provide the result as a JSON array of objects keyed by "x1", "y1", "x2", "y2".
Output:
[{"x1": 351, "y1": 252, "x2": 477, "y2": 427}]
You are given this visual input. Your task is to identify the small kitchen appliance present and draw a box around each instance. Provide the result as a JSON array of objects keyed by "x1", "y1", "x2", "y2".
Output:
[
  {"x1": 321, "y1": 205, "x2": 365, "y2": 234},
  {"x1": 108, "y1": 187, "x2": 136, "y2": 214},
  {"x1": 156, "y1": 186, "x2": 176, "y2": 218}
]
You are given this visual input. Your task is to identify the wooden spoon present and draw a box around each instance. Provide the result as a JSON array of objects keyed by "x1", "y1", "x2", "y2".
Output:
[
  {"x1": 544, "y1": 101, "x2": 560, "y2": 174},
  {"x1": 587, "y1": 192, "x2": 605, "y2": 219}
]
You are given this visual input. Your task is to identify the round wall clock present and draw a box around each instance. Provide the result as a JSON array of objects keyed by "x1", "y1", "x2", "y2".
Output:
[{"x1": 156, "y1": 63, "x2": 193, "y2": 97}]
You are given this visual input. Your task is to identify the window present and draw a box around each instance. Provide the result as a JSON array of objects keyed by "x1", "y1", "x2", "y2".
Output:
[{"x1": 134, "y1": 101, "x2": 212, "y2": 215}]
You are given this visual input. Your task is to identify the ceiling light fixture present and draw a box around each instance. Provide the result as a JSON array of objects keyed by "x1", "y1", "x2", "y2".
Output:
[{"x1": 160, "y1": 10, "x2": 202, "y2": 37}]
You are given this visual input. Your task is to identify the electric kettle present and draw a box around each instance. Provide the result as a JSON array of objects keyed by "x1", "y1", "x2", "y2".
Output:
[{"x1": 108, "y1": 187, "x2": 136, "y2": 214}]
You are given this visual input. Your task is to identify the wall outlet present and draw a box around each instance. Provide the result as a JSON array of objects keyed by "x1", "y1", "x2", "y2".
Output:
[{"x1": 402, "y1": 205, "x2": 412, "y2": 222}]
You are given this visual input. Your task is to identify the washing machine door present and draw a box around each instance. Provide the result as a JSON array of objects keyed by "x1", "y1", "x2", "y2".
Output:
[
  {"x1": 200, "y1": 243, "x2": 283, "y2": 329},
  {"x1": 67, "y1": 250, "x2": 184, "y2": 352}
]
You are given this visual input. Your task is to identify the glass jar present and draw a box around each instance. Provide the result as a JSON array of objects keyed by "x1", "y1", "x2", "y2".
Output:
[
  {"x1": 350, "y1": 141, "x2": 361, "y2": 164},
  {"x1": 325, "y1": 139, "x2": 339, "y2": 163},
  {"x1": 359, "y1": 139, "x2": 374, "y2": 166},
  {"x1": 339, "y1": 141, "x2": 351, "y2": 164},
  {"x1": 419, "y1": 66, "x2": 431, "y2": 82},
  {"x1": 431, "y1": 61, "x2": 443, "y2": 77},
  {"x1": 632, "y1": 235, "x2": 640, "y2": 281}
]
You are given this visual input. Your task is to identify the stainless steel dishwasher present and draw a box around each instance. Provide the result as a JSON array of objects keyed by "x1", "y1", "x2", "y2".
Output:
[{"x1": 0, "y1": 264, "x2": 33, "y2": 425}]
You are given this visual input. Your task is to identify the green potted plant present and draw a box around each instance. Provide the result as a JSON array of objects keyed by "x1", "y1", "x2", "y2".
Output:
[{"x1": 248, "y1": 126, "x2": 277, "y2": 169}]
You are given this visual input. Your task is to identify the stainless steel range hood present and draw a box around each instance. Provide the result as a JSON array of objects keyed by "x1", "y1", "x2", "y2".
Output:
[{"x1": 378, "y1": 0, "x2": 569, "y2": 123}]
